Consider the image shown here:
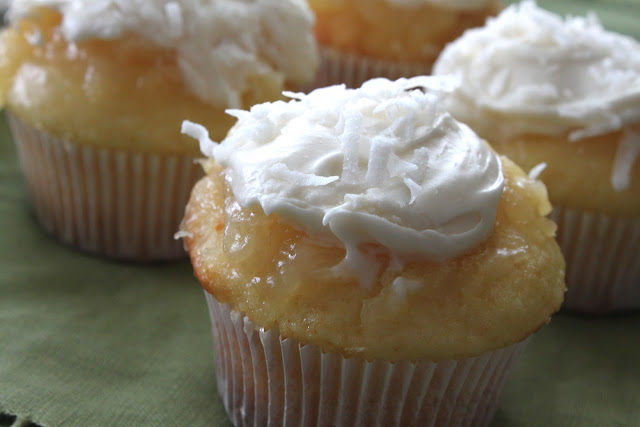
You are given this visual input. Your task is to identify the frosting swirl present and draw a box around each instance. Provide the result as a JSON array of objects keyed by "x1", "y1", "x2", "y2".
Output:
[
  {"x1": 433, "y1": 1, "x2": 640, "y2": 191},
  {"x1": 183, "y1": 77, "x2": 505, "y2": 285},
  {"x1": 8, "y1": 0, "x2": 318, "y2": 109}
]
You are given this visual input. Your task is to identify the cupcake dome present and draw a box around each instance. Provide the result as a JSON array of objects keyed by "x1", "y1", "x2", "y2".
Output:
[
  {"x1": 0, "y1": 0, "x2": 318, "y2": 260},
  {"x1": 181, "y1": 76, "x2": 565, "y2": 425},
  {"x1": 433, "y1": 0, "x2": 640, "y2": 312},
  {"x1": 307, "y1": 0, "x2": 500, "y2": 89},
  {"x1": 3, "y1": 0, "x2": 319, "y2": 150}
]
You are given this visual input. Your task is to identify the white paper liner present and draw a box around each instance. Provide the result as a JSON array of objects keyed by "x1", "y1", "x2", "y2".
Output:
[
  {"x1": 550, "y1": 206, "x2": 640, "y2": 313},
  {"x1": 204, "y1": 292, "x2": 529, "y2": 427},
  {"x1": 306, "y1": 47, "x2": 434, "y2": 91},
  {"x1": 8, "y1": 113, "x2": 202, "y2": 260}
]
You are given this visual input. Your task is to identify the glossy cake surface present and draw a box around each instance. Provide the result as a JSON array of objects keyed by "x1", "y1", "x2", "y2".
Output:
[
  {"x1": 182, "y1": 156, "x2": 565, "y2": 361},
  {"x1": 0, "y1": 10, "x2": 283, "y2": 154},
  {"x1": 309, "y1": 0, "x2": 500, "y2": 63}
]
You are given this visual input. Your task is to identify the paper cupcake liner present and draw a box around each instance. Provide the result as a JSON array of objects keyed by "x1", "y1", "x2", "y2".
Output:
[
  {"x1": 550, "y1": 206, "x2": 640, "y2": 313},
  {"x1": 8, "y1": 113, "x2": 202, "y2": 261},
  {"x1": 307, "y1": 47, "x2": 434, "y2": 91},
  {"x1": 205, "y1": 292, "x2": 528, "y2": 427}
]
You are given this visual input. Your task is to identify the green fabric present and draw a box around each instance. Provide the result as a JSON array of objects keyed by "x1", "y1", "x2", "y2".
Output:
[
  {"x1": 1, "y1": 1, "x2": 639, "y2": 426},
  {"x1": 530, "y1": 0, "x2": 640, "y2": 39},
  {"x1": 0, "y1": 116, "x2": 229, "y2": 426}
]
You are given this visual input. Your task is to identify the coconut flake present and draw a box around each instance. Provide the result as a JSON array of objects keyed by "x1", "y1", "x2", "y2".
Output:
[
  {"x1": 365, "y1": 135, "x2": 394, "y2": 186},
  {"x1": 611, "y1": 127, "x2": 640, "y2": 192},
  {"x1": 283, "y1": 90, "x2": 305, "y2": 101},
  {"x1": 174, "y1": 230, "x2": 193, "y2": 240},
  {"x1": 528, "y1": 162, "x2": 547, "y2": 180},
  {"x1": 403, "y1": 178, "x2": 422, "y2": 205},
  {"x1": 181, "y1": 120, "x2": 216, "y2": 156},
  {"x1": 269, "y1": 163, "x2": 339, "y2": 187},
  {"x1": 164, "y1": 2, "x2": 183, "y2": 39},
  {"x1": 340, "y1": 111, "x2": 363, "y2": 184},
  {"x1": 387, "y1": 153, "x2": 419, "y2": 178}
]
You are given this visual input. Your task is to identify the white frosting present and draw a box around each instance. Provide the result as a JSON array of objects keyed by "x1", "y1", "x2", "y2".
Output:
[
  {"x1": 433, "y1": 1, "x2": 640, "y2": 191},
  {"x1": 183, "y1": 76, "x2": 505, "y2": 287},
  {"x1": 386, "y1": 0, "x2": 494, "y2": 11},
  {"x1": 8, "y1": 0, "x2": 318, "y2": 109}
]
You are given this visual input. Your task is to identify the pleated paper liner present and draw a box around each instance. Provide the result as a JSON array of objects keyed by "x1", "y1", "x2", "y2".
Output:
[
  {"x1": 550, "y1": 206, "x2": 640, "y2": 313},
  {"x1": 307, "y1": 47, "x2": 434, "y2": 91},
  {"x1": 205, "y1": 292, "x2": 529, "y2": 427},
  {"x1": 8, "y1": 113, "x2": 202, "y2": 261}
]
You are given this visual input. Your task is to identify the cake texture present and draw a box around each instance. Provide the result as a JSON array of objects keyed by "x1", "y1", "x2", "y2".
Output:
[
  {"x1": 433, "y1": 0, "x2": 640, "y2": 312},
  {"x1": 0, "y1": 0, "x2": 318, "y2": 260},
  {"x1": 307, "y1": 0, "x2": 500, "y2": 89},
  {"x1": 180, "y1": 76, "x2": 565, "y2": 425}
]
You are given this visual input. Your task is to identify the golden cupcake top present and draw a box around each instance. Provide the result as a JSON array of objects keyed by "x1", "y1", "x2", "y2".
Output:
[
  {"x1": 181, "y1": 77, "x2": 565, "y2": 361},
  {"x1": 184, "y1": 77, "x2": 504, "y2": 287},
  {"x1": 0, "y1": 0, "x2": 317, "y2": 153},
  {"x1": 308, "y1": 0, "x2": 500, "y2": 64},
  {"x1": 7, "y1": 0, "x2": 319, "y2": 108},
  {"x1": 433, "y1": 0, "x2": 640, "y2": 192}
]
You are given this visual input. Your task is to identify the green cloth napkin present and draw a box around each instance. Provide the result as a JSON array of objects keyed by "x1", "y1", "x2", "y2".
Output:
[
  {"x1": 1, "y1": 1, "x2": 640, "y2": 426},
  {"x1": 531, "y1": 0, "x2": 640, "y2": 39},
  {"x1": 0, "y1": 114, "x2": 229, "y2": 425}
]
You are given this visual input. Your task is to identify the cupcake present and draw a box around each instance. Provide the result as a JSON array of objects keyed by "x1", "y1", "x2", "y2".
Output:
[
  {"x1": 0, "y1": 0, "x2": 318, "y2": 260},
  {"x1": 433, "y1": 1, "x2": 640, "y2": 313},
  {"x1": 307, "y1": 0, "x2": 500, "y2": 89},
  {"x1": 180, "y1": 76, "x2": 565, "y2": 426}
]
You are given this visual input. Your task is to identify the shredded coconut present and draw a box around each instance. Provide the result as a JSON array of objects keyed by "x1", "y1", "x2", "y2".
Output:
[
  {"x1": 174, "y1": 230, "x2": 193, "y2": 240},
  {"x1": 528, "y1": 163, "x2": 547, "y2": 180},
  {"x1": 183, "y1": 76, "x2": 505, "y2": 288},
  {"x1": 182, "y1": 120, "x2": 215, "y2": 157},
  {"x1": 8, "y1": 0, "x2": 318, "y2": 108},
  {"x1": 612, "y1": 127, "x2": 640, "y2": 192},
  {"x1": 433, "y1": 1, "x2": 640, "y2": 192}
]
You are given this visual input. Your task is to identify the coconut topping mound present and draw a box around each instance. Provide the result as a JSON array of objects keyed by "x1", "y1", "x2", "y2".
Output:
[
  {"x1": 433, "y1": 1, "x2": 640, "y2": 191},
  {"x1": 183, "y1": 76, "x2": 505, "y2": 286},
  {"x1": 8, "y1": 0, "x2": 318, "y2": 108}
]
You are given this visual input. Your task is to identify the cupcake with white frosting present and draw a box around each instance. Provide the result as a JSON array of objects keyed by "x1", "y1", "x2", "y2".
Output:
[
  {"x1": 0, "y1": 0, "x2": 317, "y2": 260},
  {"x1": 433, "y1": 0, "x2": 640, "y2": 312},
  {"x1": 307, "y1": 0, "x2": 500, "y2": 89},
  {"x1": 180, "y1": 76, "x2": 565, "y2": 426}
]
